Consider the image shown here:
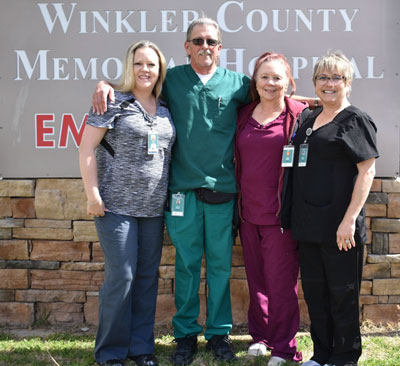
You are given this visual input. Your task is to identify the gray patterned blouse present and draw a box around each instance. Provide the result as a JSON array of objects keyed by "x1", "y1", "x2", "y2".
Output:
[{"x1": 86, "y1": 91, "x2": 175, "y2": 217}]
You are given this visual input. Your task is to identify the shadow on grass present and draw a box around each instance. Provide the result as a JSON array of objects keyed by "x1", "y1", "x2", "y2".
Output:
[{"x1": 152, "y1": 335, "x2": 299, "y2": 366}]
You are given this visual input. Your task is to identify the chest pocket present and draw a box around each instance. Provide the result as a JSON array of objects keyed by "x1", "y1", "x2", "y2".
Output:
[{"x1": 205, "y1": 95, "x2": 230, "y2": 131}]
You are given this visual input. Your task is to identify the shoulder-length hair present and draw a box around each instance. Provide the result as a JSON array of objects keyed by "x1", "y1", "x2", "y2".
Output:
[
  {"x1": 250, "y1": 52, "x2": 296, "y2": 102},
  {"x1": 115, "y1": 40, "x2": 166, "y2": 99}
]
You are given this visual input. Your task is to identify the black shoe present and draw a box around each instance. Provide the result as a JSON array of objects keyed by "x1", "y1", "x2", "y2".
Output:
[
  {"x1": 170, "y1": 335, "x2": 198, "y2": 366},
  {"x1": 97, "y1": 360, "x2": 124, "y2": 366},
  {"x1": 130, "y1": 354, "x2": 158, "y2": 366},
  {"x1": 206, "y1": 335, "x2": 237, "y2": 362}
]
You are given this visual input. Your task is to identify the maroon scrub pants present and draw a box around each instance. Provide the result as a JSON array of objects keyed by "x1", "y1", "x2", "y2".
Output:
[{"x1": 239, "y1": 221, "x2": 301, "y2": 361}]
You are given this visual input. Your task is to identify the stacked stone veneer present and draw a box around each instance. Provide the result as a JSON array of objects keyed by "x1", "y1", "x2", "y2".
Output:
[{"x1": 0, "y1": 178, "x2": 399, "y2": 328}]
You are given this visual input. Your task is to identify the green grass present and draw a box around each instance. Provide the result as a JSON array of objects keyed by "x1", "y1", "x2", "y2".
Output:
[
  {"x1": 0, "y1": 333, "x2": 94, "y2": 366},
  {"x1": 0, "y1": 325, "x2": 399, "y2": 366}
]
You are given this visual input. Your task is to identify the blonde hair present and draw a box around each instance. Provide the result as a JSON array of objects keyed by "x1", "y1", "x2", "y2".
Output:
[
  {"x1": 313, "y1": 51, "x2": 354, "y2": 93},
  {"x1": 115, "y1": 40, "x2": 166, "y2": 99}
]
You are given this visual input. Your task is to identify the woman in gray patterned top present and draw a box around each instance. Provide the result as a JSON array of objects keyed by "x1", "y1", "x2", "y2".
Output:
[{"x1": 79, "y1": 41, "x2": 175, "y2": 366}]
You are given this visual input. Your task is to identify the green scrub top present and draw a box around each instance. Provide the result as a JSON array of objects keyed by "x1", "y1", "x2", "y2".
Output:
[{"x1": 163, "y1": 64, "x2": 250, "y2": 193}]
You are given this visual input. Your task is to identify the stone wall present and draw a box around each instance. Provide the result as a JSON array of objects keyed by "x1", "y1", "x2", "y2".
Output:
[{"x1": 0, "y1": 178, "x2": 399, "y2": 328}]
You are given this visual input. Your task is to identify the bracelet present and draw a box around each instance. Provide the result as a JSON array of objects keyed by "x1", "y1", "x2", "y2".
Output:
[{"x1": 314, "y1": 98, "x2": 319, "y2": 108}]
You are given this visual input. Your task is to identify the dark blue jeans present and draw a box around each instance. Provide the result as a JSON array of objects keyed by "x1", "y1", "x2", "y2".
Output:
[{"x1": 94, "y1": 212, "x2": 164, "y2": 362}]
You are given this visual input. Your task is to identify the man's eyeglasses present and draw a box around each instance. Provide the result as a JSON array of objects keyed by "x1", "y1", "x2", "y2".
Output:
[
  {"x1": 188, "y1": 38, "x2": 220, "y2": 47},
  {"x1": 315, "y1": 75, "x2": 346, "y2": 84}
]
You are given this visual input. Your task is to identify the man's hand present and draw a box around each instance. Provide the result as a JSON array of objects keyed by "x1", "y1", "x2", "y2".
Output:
[{"x1": 92, "y1": 81, "x2": 114, "y2": 115}]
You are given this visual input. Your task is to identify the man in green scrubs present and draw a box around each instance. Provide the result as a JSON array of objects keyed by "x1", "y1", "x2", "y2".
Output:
[{"x1": 161, "y1": 17, "x2": 250, "y2": 366}]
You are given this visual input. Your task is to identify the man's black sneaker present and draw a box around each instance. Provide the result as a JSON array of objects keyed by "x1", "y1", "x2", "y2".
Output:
[
  {"x1": 170, "y1": 335, "x2": 198, "y2": 366},
  {"x1": 206, "y1": 335, "x2": 237, "y2": 362}
]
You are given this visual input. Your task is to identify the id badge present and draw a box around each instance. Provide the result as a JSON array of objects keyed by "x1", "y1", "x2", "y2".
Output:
[
  {"x1": 147, "y1": 131, "x2": 159, "y2": 155},
  {"x1": 171, "y1": 193, "x2": 185, "y2": 217},
  {"x1": 281, "y1": 145, "x2": 295, "y2": 167},
  {"x1": 298, "y1": 144, "x2": 309, "y2": 167}
]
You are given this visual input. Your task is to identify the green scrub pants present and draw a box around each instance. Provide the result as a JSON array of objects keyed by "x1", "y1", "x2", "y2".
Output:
[{"x1": 165, "y1": 190, "x2": 234, "y2": 340}]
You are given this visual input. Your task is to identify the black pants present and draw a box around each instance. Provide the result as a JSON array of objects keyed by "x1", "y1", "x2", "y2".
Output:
[{"x1": 299, "y1": 241, "x2": 363, "y2": 366}]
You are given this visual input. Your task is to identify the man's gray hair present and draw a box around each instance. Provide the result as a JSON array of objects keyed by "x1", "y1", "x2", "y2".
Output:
[{"x1": 186, "y1": 17, "x2": 222, "y2": 43}]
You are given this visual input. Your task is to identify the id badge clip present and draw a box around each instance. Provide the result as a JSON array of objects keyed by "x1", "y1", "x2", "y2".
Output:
[
  {"x1": 171, "y1": 193, "x2": 185, "y2": 217},
  {"x1": 298, "y1": 144, "x2": 309, "y2": 167},
  {"x1": 281, "y1": 145, "x2": 295, "y2": 167},
  {"x1": 298, "y1": 128, "x2": 312, "y2": 167},
  {"x1": 148, "y1": 131, "x2": 159, "y2": 155}
]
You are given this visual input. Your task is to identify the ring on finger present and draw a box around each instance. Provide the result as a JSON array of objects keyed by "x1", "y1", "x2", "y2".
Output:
[{"x1": 345, "y1": 239, "x2": 350, "y2": 244}]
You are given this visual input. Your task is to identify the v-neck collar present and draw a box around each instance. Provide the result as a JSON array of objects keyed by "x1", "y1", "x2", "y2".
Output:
[{"x1": 186, "y1": 64, "x2": 221, "y2": 88}]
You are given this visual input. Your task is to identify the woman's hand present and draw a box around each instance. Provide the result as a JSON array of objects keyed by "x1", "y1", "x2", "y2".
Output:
[
  {"x1": 336, "y1": 219, "x2": 356, "y2": 251},
  {"x1": 336, "y1": 158, "x2": 376, "y2": 252},
  {"x1": 79, "y1": 124, "x2": 108, "y2": 218},
  {"x1": 92, "y1": 81, "x2": 114, "y2": 115},
  {"x1": 86, "y1": 199, "x2": 107, "y2": 217}
]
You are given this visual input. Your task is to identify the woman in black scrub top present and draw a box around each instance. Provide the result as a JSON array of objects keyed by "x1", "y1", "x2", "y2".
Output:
[{"x1": 290, "y1": 51, "x2": 379, "y2": 366}]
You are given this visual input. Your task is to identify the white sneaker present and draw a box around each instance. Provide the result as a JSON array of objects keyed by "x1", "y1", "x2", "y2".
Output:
[
  {"x1": 248, "y1": 342, "x2": 267, "y2": 356},
  {"x1": 302, "y1": 361, "x2": 322, "y2": 366},
  {"x1": 268, "y1": 356, "x2": 286, "y2": 366}
]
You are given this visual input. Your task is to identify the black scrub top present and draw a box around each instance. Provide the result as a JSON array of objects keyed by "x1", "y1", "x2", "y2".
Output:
[{"x1": 291, "y1": 105, "x2": 379, "y2": 245}]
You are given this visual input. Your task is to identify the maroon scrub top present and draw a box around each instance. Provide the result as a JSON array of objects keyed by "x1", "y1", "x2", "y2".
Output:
[{"x1": 237, "y1": 109, "x2": 287, "y2": 225}]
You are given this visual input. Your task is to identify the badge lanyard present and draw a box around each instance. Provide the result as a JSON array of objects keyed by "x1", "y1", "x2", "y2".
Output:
[
  {"x1": 147, "y1": 129, "x2": 159, "y2": 155},
  {"x1": 171, "y1": 192, "x2": 185, "y2": 217},
  {"x1": 132, "y1": 100, "x2": 159, "y2": 155},
  {"x1": 281, "y1": 123, "x2": 298, "y2": 168},
  {"x1": 121, "y1": 98, "x2": 160, "y2": 155},
  {"x1": 298, "y1": 127, "x2": 312, "y2": 167},
  {"x1": 142, "y1": 109, "x2": 158, "y2": 155},
  {"x1": 281, "y1": 115, "x2": 305, "y2": 168},
  {"x1": 281, "y1": 145, "x2": 295, "y2": 167}
]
